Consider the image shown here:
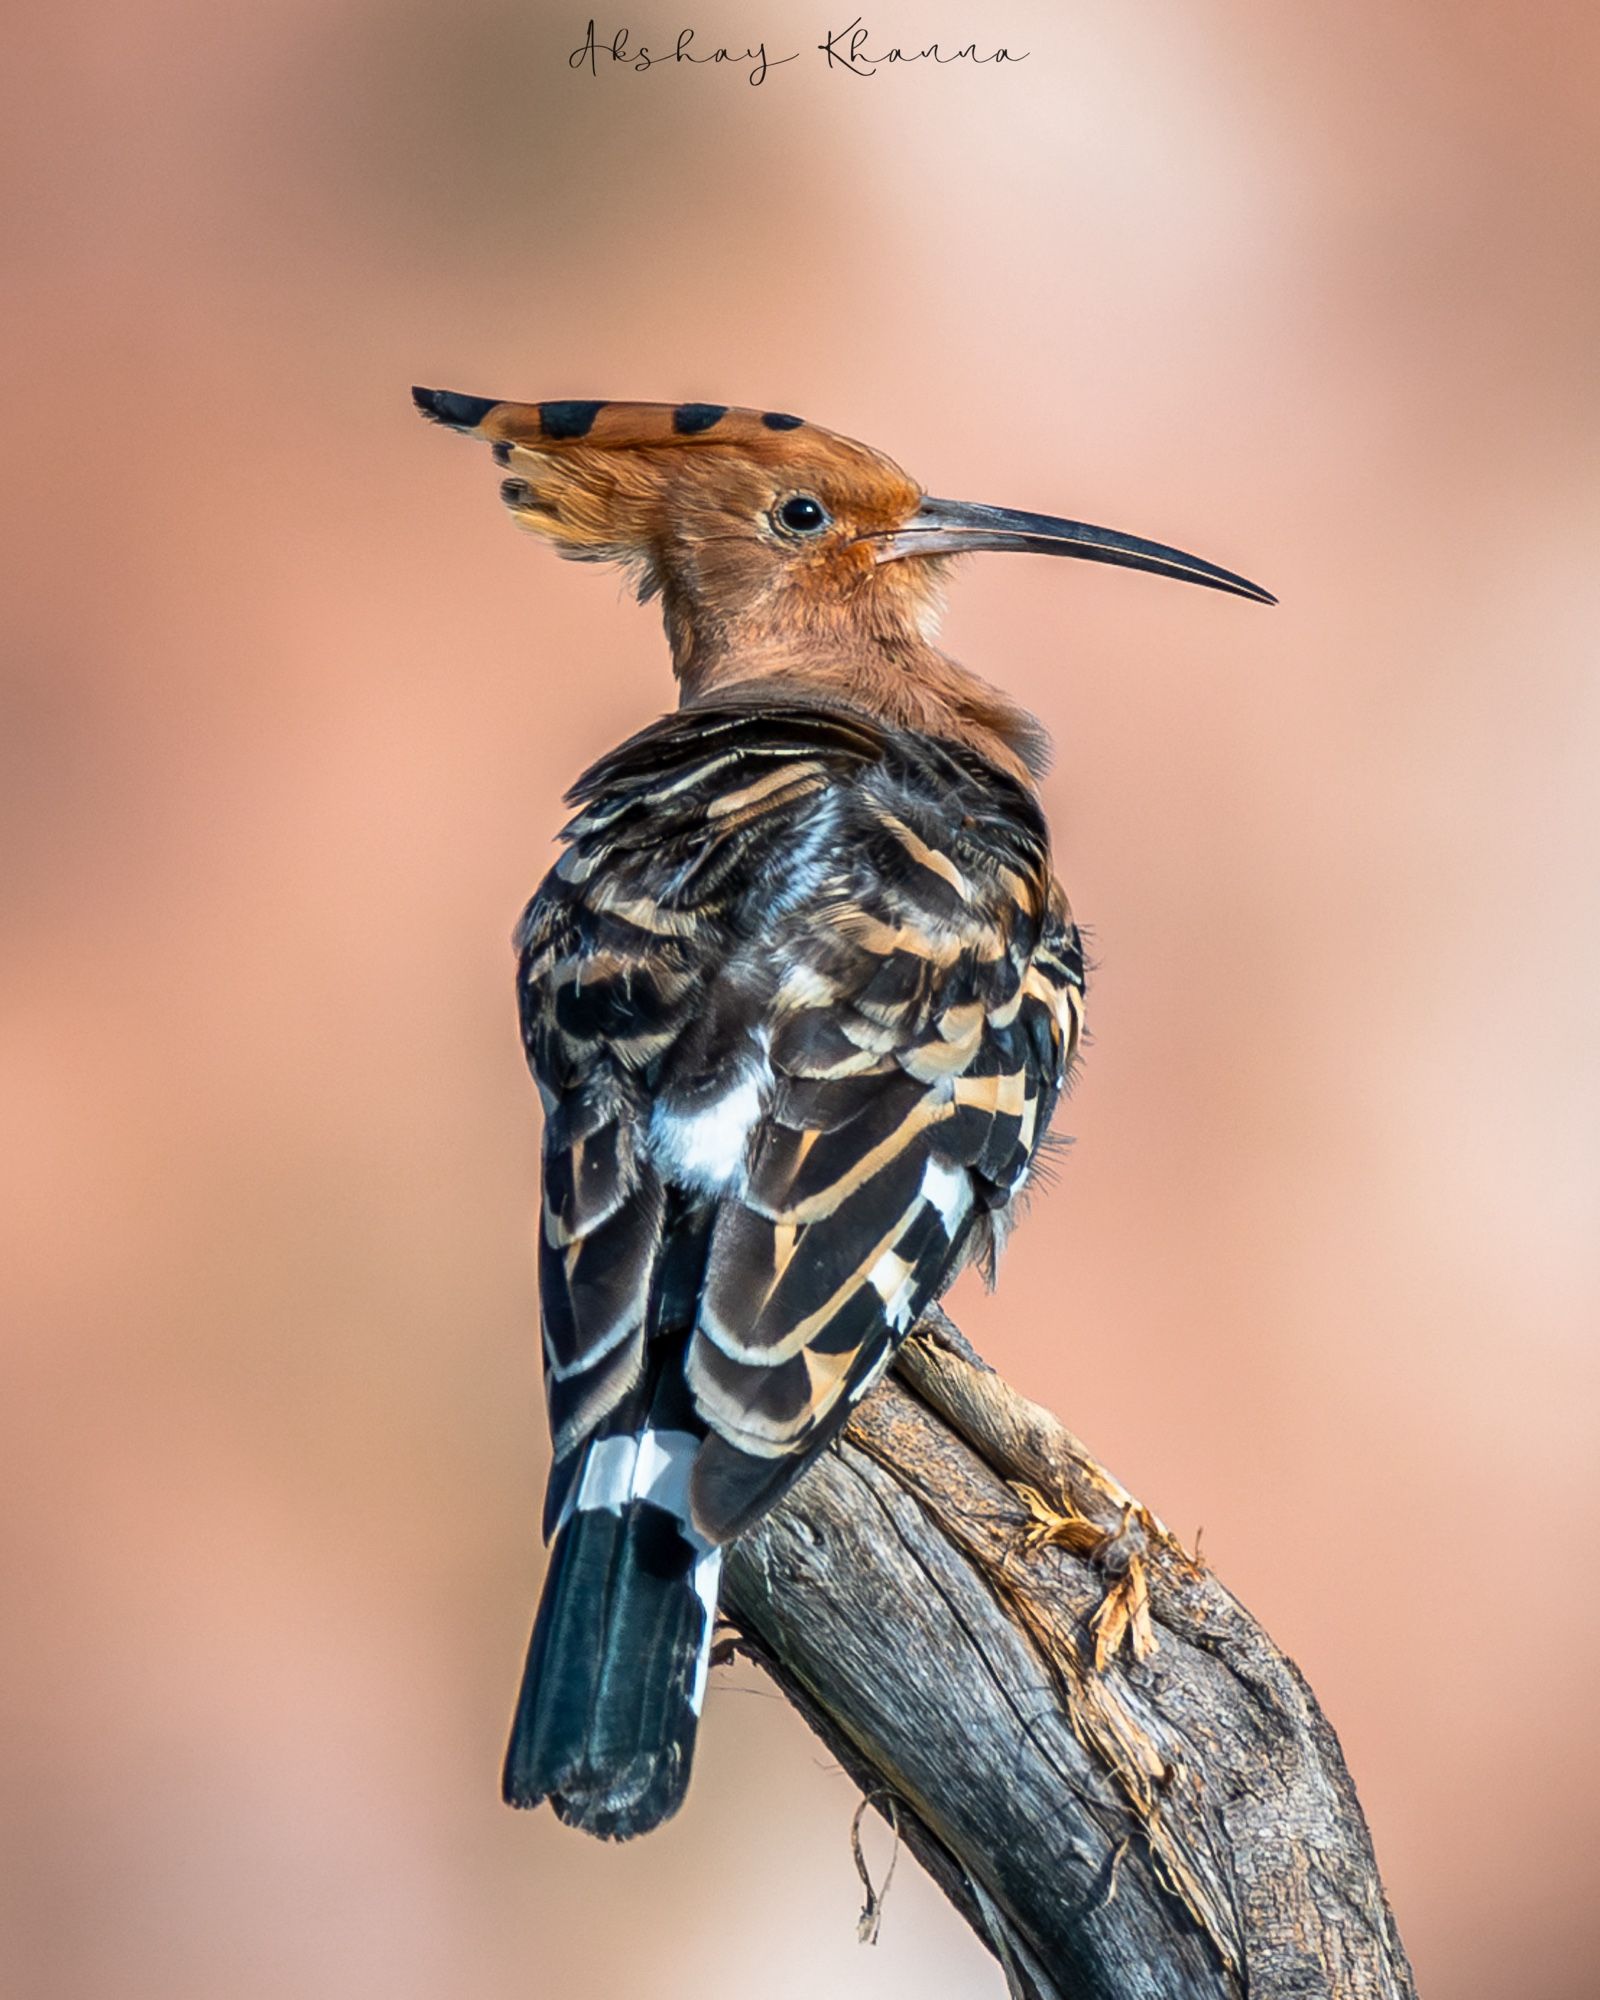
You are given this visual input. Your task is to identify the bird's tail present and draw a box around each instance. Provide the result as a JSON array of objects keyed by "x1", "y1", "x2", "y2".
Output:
[{"x1": 502, "y1": 1426, "x2": 723, "y2": 1840}]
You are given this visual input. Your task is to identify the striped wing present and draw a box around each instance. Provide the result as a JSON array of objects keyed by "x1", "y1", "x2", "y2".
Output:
[
  {"x1": 517, "y1": 703, "x2": 1085, "y2": 1547},
  {"x1": 684, "y1": 743, "x2": 1084, "y2": 1539},
  {"x1": 518, "y1": 705, "x2": 887, "y2": 1533}
]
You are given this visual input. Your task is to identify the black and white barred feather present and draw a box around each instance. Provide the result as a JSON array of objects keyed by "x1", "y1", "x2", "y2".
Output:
[{"x1": 503, "y1": 697, "x2": 1085, "y2": 1836}]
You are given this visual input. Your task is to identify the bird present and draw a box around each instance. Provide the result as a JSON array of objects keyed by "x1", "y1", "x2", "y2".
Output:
[{"x1": 413, "y1": 386, "x2": 1272, "y2": 1839}]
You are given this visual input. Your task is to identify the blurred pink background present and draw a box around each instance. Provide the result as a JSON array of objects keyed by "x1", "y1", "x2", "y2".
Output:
[{"x1": 4, "y1": 1, "x2": 1597, "y2": 1993}]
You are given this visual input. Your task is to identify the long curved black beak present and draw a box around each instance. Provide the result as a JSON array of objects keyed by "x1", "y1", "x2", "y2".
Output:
[{"x1": 873, "y1": 497, "x2": 1275, "y2": 606}]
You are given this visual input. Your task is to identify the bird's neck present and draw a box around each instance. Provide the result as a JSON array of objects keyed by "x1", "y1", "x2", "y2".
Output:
[{"x1": 666, "y1": 597, "x2": 1049, "y2": 789}]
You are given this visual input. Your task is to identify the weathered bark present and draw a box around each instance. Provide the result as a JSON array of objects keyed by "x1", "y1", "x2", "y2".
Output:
[{"x1": 721, "y1": 1309, "x2": 1416, "y2": 2000}]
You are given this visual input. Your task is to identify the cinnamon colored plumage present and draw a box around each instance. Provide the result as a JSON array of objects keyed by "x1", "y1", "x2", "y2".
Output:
[{"x1": 414, "y1": 387, "x2": 1272, "y2": 1839}]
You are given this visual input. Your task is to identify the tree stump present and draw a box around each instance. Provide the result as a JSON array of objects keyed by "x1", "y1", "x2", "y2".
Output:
[{"x1": 721, "y1": 1309, "x2": 1416, "y2": 2000}]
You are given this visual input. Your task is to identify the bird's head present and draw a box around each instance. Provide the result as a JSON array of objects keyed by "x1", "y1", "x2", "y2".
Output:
[{"x1": 415, "y1": 389, "x2": 1271, "y2": 771}]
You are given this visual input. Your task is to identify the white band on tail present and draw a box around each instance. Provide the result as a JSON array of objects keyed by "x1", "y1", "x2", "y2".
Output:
[
  {"x1": 558, "y1": 1428, "x2": 725, "y2": 1714},
  {"x1": 687, "y1": 1546, "x2": 724, "y2": 1715}
]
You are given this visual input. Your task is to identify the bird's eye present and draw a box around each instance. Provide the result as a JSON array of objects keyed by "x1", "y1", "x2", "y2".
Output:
[{"x1": 775, "y1": 494, "x2": 830, "y2": 536}]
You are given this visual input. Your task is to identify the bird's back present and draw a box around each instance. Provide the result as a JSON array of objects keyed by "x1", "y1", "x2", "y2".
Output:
[{"x1": 519, "y1": 696, "x2": 1086, "y2": 1547}]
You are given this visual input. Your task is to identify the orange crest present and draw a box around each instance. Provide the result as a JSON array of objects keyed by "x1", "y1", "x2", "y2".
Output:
[{"x1": 411, "y1": 390, "x2": 924, "y2": 566}]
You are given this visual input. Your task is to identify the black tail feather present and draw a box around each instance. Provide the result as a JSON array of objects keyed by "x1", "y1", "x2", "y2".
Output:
[{"x1": 504, "y1": 1491, "x2": 719, "y2": 1840}]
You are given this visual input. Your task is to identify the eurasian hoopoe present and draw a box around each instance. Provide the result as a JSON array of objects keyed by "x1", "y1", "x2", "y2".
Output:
[{"x1": 414, "y1": 388, "x2": 1272, "y2": 1839}]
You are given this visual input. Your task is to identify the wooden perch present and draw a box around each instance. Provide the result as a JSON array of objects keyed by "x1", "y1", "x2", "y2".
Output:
[{"x1": 720, "y1": 1308, "x2": 1416, "y2": 2000}]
